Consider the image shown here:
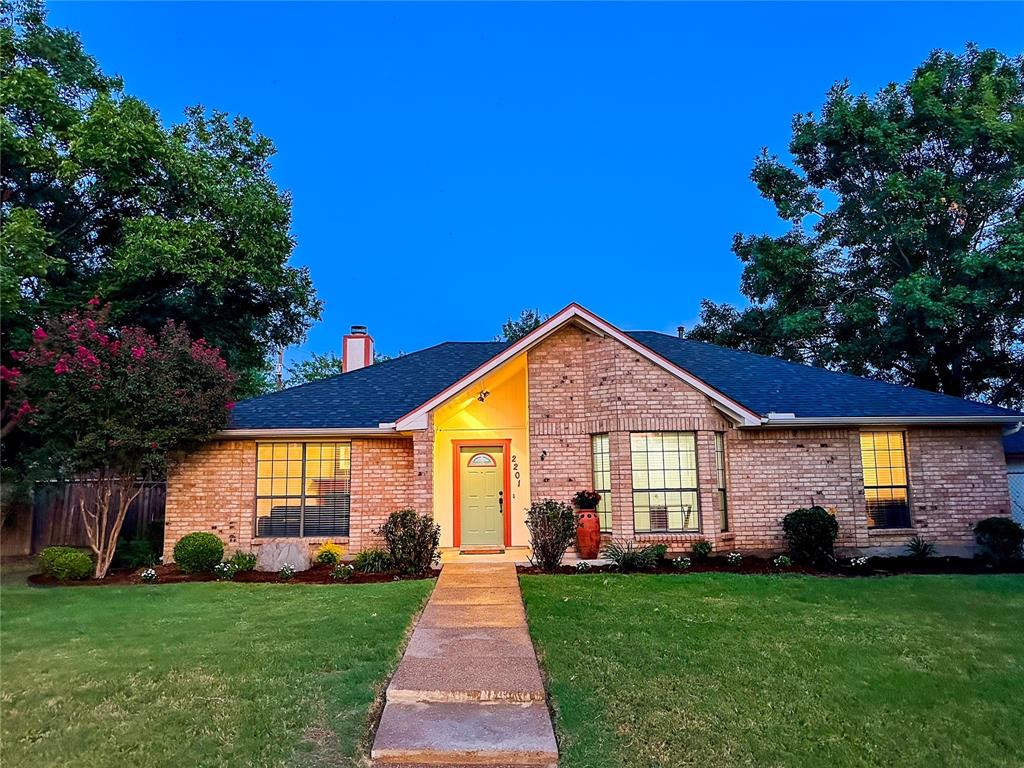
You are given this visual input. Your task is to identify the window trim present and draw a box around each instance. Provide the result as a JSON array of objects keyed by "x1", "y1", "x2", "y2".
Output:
[
  {"x1": 629, "y1": 431, "x2": 701, "y2": 534},
  {"x1": 590, "y1": 433, "x2": 613, "y2": 534},
  {"x1": 859, "y1": 430, "x2": 912, "y2": 530},
  {"x1": 714, "y1": 431, "x2": 728, "y2": 533},
  {"x1": 254, "y1": 441, "x2": 352, "y2": 539}
]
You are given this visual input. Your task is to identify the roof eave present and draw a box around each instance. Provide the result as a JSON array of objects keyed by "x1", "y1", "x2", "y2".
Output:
[
  {"x1": 214, "y1": 426, "x2": 399, "y2": 439},
  {"x1": 756, "y1": 415, "x2": 1019, "y2": 428}
]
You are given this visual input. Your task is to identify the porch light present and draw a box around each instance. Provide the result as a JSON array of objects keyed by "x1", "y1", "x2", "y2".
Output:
[{"x1": 477, "y1": 390, "x2": 490, "y2": 402}]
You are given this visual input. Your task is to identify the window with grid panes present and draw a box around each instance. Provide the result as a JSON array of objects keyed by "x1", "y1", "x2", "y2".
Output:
[
  {"x1": 859, "y1": 432, "x2": 911, "y2": 529},
  {"x1": 630, "y1": 432, "x2": 699, "y2": 533},
  {"x1": 715, "y1": 432, "x2": 728, "y2": 532},
  {"x1": 255, "y1": 442, "x2": 351, "y2": 537},
  {"x1": 591, "y1": 434, "x2": 612, "y2": 533}
]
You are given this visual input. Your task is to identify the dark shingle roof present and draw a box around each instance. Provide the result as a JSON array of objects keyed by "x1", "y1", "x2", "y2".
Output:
[
  {"x1": 230, "y1": 342, "x2": 507, "y2": 429},
  {"x1": 228, "y1": 330, "x2": 1022, "y2": 430},
  {"x1": 629, "y1": 331, "x2": 1022, "y2": 420}
]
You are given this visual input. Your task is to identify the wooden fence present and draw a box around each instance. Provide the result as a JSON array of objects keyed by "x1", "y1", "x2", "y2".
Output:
[{"x1": 0, "y1": 481, "x2": 165, "y2": 556}]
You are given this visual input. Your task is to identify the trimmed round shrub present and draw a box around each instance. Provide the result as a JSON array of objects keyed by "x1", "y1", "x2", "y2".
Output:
[
  {"x1": 173, "y1": 532, "x2": 224, "y2": 573},
  {"x1": 782, "y1": 506, "x2": 839, "y2": 567},
  {"x1": 526, "y1": 499, "x2": 577, "y2": 572},
  {"x1": 39, "y1": 546, "x2": 93, "y2": 581},
  {"x1": 975, "y1": 517, "x2": 1024, "y2": 563},
  {"x1": 375, "y1": 509, "x2": 440, "y2": 575}
]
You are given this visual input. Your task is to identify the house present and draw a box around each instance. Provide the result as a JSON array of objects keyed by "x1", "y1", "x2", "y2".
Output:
[
  {"x1": 1006, "y1": 430, "x2": 1024, "y2": 526},
  {"x1": 163, "y1": 304, "x2": 1023, "y2": 561}
]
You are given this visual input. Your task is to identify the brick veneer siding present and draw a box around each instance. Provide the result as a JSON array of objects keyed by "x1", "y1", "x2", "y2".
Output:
[{"x1": 163, "y1": 437, "x2": 415, "y2": 560}]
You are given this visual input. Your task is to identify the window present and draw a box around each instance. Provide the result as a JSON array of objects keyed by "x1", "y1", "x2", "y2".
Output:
[
  {"x1": 630, "y1": 432, "x2": 699, "y2": 533},
  {"x1": 715, "y1": 432, "x2": 728, "y2": 532},
  {"x1": 591, "y1": 434, "x2": 612, "y2": 533},
  {"x1": 256, "y1": 442, "x2": 351, "y2": 537},
  {"x1": 860, "y1": 432, "x2": 911, "y2": 529}
]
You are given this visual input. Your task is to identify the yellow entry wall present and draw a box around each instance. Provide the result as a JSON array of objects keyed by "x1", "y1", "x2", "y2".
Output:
[{"x1": 431, "y1": 355, "x2": 531, "y2": 548}]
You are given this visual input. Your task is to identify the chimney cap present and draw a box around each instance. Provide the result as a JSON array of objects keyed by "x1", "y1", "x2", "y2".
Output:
[
  {"x1": 350, "y1": 325, "x2": 367, "y2": 336},
  {"x1": 677, "y1": 325, "x2": 686, "y2": 338}
]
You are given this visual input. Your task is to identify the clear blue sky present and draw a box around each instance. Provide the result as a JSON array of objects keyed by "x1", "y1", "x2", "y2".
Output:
[{"x1": 48, "y1": 1, "x2": 1024, "y2": 362}]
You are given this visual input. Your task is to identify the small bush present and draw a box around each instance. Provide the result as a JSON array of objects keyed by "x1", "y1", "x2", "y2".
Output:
[
  {"x1": 331, "y1": 563, "x2": 354, "y2": 581},
  {"x1": 575, "y1": 561, "x2": 591, "y2": 573},
  {"x1": 376, "y1": 509, "x2": 440, "y2": 575},
  {"x1": 602, "y1": 540, "x2": 662, "y2": 572},
  {"x1": 213, "y1": 562, "x2": 237, "y2": 581},
  {"x1": 352, "y1": 548, "x2": 394, "y2": 573},
  {"x1": 649, "y1": 543, "x2": 669, "y2": 562},
  {"x1": 850, "y1": 555, "x2": 869, "y2": 569},
  {"x1": 782, "y1": 506, "x2": 839, "y2": 567},
  {"x1": 672, "y1": 556, "x2": 692, "y2": 570},
  {"x1": 727, "y1": 551, "x2": 743, "y2": 566},
  {"x1": 114, "y1": 538, "x2": 158, "y2": 569},
  {"x1": 974, "y1": 517, "x2": 1024, "y2": 563},
  {"x1": 39, "y1": 546, "x2": 93, "y2": 581},
  {"x1": 526, "y1": 499, "x2": 578, "y2": 572},
  {"x1": 905, "y1": 535, "x2": 936, "y2": 560},
  {"x1": 278, "y1": 563, "x2": 296, "y2": 581},
  {"x1": 227, "y1": 550, "x2": 257, "y2": 572},
  {"x1": 140, "y1": 568, "x2": 158, "y2": 583},
  {"x1": 773, "y1": 554, "x2": 792, "y2": 568},
  {"x1": 691, "y1": 539, "x2": 713, "y2": 560},
  {"x1": 173, "y1": 532, "x2": 224, "y2": 573},
  {"x1": 313, "y1": 540, "x2": 345, "y2": 566}
]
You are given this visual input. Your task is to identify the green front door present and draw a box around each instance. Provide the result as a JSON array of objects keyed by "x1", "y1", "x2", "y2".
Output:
[{"x1": 459, "y1": 446, "x2": 504, "y2": 546}]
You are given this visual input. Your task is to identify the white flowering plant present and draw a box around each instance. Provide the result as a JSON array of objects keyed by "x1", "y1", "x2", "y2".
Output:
[
  {"x1": 773, "y1": 554, "x2": 793, "y2": 568},
  {"x1": 278, "y1": 563, "x2": 296, "y2": 581},
  {"x1": 850, "y1": 556, "x2": 869, "y2": 568},
  {"x1": 574, "y1": 561, "x2": 591, "y2": 572},
  {"x1": 727, "y1": 551, "x2": 743, "y2": 566},
  {"x1": 672, "y1": 556, "x2": 691, "y2": 570},
  {"x1": 214, "y1": 562, "x2": 238, "y2": 582},
  {"x1": 140, "y1": 568, "x2": 158, "y2": 583},
  {"x1": 330, "y1": 564, "x2": 354, "y2": 582}
]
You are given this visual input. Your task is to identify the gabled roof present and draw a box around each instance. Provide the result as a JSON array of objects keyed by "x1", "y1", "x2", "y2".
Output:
[{"x1": 227, "y1": 304, "x2": 1024, "y2": 434}]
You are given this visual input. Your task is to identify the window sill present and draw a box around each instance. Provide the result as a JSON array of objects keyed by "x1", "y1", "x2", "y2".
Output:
[
  {"x1": 635, "y1": 532, "x2": 703, "y2": 538},
  {"x1": 866, "y1": 527, "x2": 915, "y2": 537},
  {"x1": 253, "y1": 536, "x2": 350, "y2": 543}
]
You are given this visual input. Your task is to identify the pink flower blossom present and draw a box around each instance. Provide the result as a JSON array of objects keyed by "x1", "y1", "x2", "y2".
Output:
[
  {"x1": 9, "y1": 350, "x2": 24, "y2": 361},
  {"x1": 53, "y1": 358, "x2": 70, "y2": 375},
  {"x1": 87, "y1": 296, "x2": 101, "y2": 307},
  {"x1": 13, "y1": 400, "x2": 34, "y2": 421},
  {"x1": 0, "y1": 365, "x2": 21, "y2": 384},
  {"x1": 131, "y1": 346, "x2": 145, "y2": 360},
  {"x1": 32, "y1": 327, "x2": 47, "y2": 341},
  {"x1": 85, "y1": 319, "x2": 97, "y2": 332},
  {"x1": 225, "y1": 401, "x2": 236, "y2": 410},
  {"x1": 75, "y1": 345, "x2": 100, "y2": 369},
  {"x1": 150, "y1": 441, "x2": 158, "y2": 450}
]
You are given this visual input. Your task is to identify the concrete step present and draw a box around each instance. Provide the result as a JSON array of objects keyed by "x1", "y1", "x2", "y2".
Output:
[
  {"x1": 387, "y1": 653, "x2": 546, "y2": 703},
  {"x1": 372, "y1": 701, "x2": 558, "y2": 766},
  {"x1": 404, "y1": 626, "x2": 538, "y2": 660}
]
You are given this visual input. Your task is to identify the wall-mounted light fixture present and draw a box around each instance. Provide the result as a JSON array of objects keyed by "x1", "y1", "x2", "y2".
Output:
[{"x1": 477, "y1": 390, "x2": 490, "y2": 402}]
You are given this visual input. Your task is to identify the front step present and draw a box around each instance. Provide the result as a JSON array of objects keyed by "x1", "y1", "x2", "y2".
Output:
[{"x1": 372, "y1": 701, "x2": 558, "y2": 766}]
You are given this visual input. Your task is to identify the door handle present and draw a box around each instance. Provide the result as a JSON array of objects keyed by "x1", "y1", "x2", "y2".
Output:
[{"x1": 498, "y1": 490, "x2": 504, "y2": 515}]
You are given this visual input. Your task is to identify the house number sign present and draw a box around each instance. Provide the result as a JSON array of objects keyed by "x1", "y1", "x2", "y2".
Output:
[{"x1": 511, "y1": 454, "x2": 521, "y2": 487}]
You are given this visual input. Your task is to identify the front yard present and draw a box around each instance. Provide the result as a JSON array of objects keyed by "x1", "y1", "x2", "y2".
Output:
[
  {"x1": 521, "y1": 573, "x2": 1024, "y2": 768},
  {"x1": 0, "y1": 563, "x2": 432, "y2": 768}
]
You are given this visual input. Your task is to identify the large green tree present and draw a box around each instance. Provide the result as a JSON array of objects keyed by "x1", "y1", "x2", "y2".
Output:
[
  {"x1": 0, "y1": 0, "x2": 321, "y2": 397},
  {"x1": 689, "y1": 46, "x2": 1024, "y2": 407}
]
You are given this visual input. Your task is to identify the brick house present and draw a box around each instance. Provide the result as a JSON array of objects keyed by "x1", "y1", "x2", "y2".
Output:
[{"x1": 164, "y1": 304, "x2": 1023, "y2": 561}]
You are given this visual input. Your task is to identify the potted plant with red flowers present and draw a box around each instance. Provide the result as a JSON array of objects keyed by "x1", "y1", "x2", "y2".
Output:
[{"x1": 572, "y1": 490, "x2": 602, "y2": 560}]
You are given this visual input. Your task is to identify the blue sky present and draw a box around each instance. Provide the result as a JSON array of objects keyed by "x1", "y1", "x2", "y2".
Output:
[{"x1": 48, "y1": 1, "x2": 1023, "y2": 361}]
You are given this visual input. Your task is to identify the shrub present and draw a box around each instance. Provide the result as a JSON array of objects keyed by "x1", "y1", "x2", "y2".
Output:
[
  {"x1": 672, "y1": 556, "x2": 692, "y2": 570},
  {"x1": 602, "y1": 540, "x2": 662, "y2": 572},
  {"x1": 781, "y1": 506, "x2": 839, "y2": 567},
  {"x1": 773, "y1": 554, "x2": 792, "y2": 568},
  {"x1": 375, "y1": 509, "x2": 440, "y2": 575},
  {"x1": 114, "y1": 538, "x2": 158, "y2": 569},
  {"x1": 313, "y1": 540, "x2": 344, "y2": 566},
  {"x1": 213, "y1": 562, "x2": 237, "y2": 581},
  {"x1": 974, "y1": 517, "x2": 1024, "y2": 563},
  {"x1": 331, "y1": 563, "x2": 354, "y2": 581},
  {"x1": 278, "y1": 563, "x2": 296, "y2": 581},
  {"x1": 173, "y1": 532, "x2": 224, "y2": 573},
  {"x1": 691, "y1": 539, "x2": 713, "y2": 560},
  {"x1": 727, "y1": 551, "x2": 743, "y2": 566},
  {"x1": 649, "y1": 543, "x2": 669, "y2": 562},
  {"x1": 905, "y1": 535, "x2": 936, "y2": 560},
  {"x1": 526, "y1": 499, "x2": 578, "y2": 572},
  {"x1": 850, "y1": 556, "x2": 869, "y2": 569},
  {"x1": 571, "y1": 490, "x2": 601, "y2": 509},
  {"x1": 140, "y1": 568, "x2": 158, "y2": 583},
  {"x1": 39, "y1": 546, "x2": 93, "y2": 581},
  {"x1": 227, "y1": 550, "x2": 257, "y2": 572},
  {"x1": 352, "y1": 548, "x2": 394, "y2": 573},
  {"x1": 575, "y1": 561, "x2": 591, "y2": 573}
]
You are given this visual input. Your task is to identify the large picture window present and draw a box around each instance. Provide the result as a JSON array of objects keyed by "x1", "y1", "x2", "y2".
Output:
[
  {"x1": 256, "y1": 442, "x2": 351, "y2": 537},
  {"x1": 860, "y1": 432, "x2": 911, "y2": 529},
  {"x1": 630, "y1": 432, "x2": 699, "y2": 533},
  {"x1": 591, "y1": 434, "x2": 612, "y2": 533}
]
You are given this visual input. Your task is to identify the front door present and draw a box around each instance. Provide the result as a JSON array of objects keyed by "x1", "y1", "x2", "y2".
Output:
[{"x1": 459, "y1": 446, "x2": 504, "y2": 546}]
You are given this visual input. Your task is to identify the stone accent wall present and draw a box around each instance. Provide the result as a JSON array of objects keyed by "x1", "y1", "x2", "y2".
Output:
[{"x1": 163, "y1": 437, "x2": 416, "y2": 560}]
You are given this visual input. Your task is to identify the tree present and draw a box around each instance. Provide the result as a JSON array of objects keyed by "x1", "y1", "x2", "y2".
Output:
[
  {"x1": 498, "y1": 309, "x2": 548, "y2": 342},
  {"x1": 283, "y1": 349, "x2": 403, "y2": 386},
  {"x1": 5, "y1": 301, "x2": 236, "y2": 577},
  {"x1": 0, "y1": 0, "x2": 322, "y2": 399},
  {"x1": 688, "y1": 46, "x2": 1024, "y2": 407}
]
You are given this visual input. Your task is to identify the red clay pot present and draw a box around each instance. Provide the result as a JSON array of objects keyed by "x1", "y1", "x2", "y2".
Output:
[{"x1": 575, "y1": 509, "x2": 601, "y2": 560}]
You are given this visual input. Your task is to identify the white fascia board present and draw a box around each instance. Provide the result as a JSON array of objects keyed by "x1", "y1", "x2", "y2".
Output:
[
  {"x1": 214, "y1": 426, "x2": 398, "y2": 439},
  {"x1": 393, "y1": 303, "x2": 763, "y2": 430},
  {"x1": 756, "y1": 415, "x2": 1020, "y2": 428}
]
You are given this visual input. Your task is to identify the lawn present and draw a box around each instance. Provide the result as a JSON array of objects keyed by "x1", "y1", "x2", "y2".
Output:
[
  {"x1": 0, "y1": 563, "x2": 432, "y2": 768},
  {"x1": 521, "y1": 573, "x2": 1024, "y2": 768}
]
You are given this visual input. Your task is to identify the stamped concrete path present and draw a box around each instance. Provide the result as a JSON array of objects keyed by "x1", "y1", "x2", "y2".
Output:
[{"x1": 371, "y1": 562, "x2": 558, "y2": 767}]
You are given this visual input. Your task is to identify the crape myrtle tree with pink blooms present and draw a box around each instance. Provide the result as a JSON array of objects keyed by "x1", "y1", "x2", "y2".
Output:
[{"x1": 1, "y1": 300, "x2": 236, "y2": 578}]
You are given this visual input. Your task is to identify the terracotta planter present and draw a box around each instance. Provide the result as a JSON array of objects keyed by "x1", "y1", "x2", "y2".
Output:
[{"x1": 575, "y1": 509, "x2": 601, "y2": 560}]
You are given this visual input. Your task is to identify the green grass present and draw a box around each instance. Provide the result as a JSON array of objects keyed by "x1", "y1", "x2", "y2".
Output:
[
  {"x1": 0, "y1": 563, "x2": 432, "y2": 768},
  {"x1": 521, "y1": 573, "x2": 1024, "y2": 768}
]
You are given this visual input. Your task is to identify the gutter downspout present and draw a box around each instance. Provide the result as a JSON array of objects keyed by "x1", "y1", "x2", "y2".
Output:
[{"x1": 1004, "y1": 421, "x2": 1024, "y2": 437}]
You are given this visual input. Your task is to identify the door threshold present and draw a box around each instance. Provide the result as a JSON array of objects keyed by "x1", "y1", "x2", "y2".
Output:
[{"x1": 459, "y1": 547, "x2": 506, "y2": 555}]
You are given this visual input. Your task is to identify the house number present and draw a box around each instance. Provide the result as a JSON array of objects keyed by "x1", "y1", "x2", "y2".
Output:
[{"x1": 511, "y1": 454, "x2": 521, "y2": 487}]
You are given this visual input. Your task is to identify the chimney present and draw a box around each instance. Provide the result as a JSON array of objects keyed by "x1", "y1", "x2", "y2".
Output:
[
  {"x1": 677, "y1": 325, "x2": 686, "y2": 338},
  {"x1": 343, "y1": 325, "x2": 374, "y2": 373}
]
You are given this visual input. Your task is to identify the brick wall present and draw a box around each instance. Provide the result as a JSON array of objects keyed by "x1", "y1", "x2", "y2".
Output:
[{"x1": 163, "y1": 437, "x2": 415, "y2": 560}]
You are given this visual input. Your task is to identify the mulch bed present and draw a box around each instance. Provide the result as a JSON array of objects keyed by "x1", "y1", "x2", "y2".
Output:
[
  {"x1": 517, "y1": 555, "x2": 1024, "y2": 578},
  {"x1": 27, "y1": 563, "x2": 440, "y2": 588}
]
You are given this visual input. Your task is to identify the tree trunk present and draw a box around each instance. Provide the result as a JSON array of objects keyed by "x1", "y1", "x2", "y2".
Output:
[{"x1": 79, "y1": 474, "x2": 143, "y2": 579}]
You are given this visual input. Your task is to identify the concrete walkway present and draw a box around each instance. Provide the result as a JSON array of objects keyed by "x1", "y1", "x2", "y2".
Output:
[{"x1": 371, "y1": 562, "x2": 558, "y2": 767}]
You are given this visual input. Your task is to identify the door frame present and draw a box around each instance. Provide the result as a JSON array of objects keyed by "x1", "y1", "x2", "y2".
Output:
[{"x1": 452, "y1": 439, "x2": 512, "y2": 548}]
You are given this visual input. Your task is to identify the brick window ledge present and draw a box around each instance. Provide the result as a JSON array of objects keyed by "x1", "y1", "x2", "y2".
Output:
[
  {"x1": 253, "y1": 536, "x2": 351, "y2": 545},
  {"x1": 866, "y1": 527, "x2": 915, "y2": 537}
]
